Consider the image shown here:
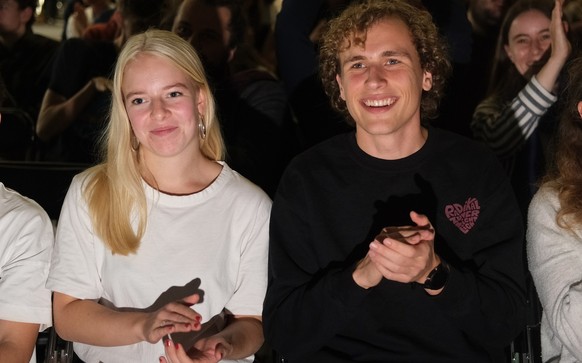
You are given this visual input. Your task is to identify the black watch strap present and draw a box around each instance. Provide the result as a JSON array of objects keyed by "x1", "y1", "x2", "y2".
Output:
[{"x1": 422, "y1": 261, "x2": 449, "y2": 290}]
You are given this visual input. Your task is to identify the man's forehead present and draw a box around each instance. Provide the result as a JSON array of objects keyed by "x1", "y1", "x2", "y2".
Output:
[
  {"x1": 0, "y1": 0, "x2": 18, "y2": 8},
  {"x1": 178, "y1": 0, "x2": 232, "y2": 26},
  {"x1": 338, "y1": 17, "x2": 414, "y2": 54}
]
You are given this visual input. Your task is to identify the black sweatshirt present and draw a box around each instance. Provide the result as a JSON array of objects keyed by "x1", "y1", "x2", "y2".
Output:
[{"x1": 263, "y1": 127, "x2": 526, "y2": 362}]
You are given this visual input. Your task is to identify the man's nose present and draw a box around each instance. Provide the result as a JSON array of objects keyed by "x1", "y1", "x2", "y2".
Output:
[{"x1": 365, "y1": 64, "x2": 387, "y2": 88}]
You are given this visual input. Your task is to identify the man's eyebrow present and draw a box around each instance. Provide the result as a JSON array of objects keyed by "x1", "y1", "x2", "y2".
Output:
[
  {"x1": 341, "y1": 54, "x2": 366, "y2": 66},
  {"x1": 381, "y1": 50, "x2": 412, "y2": 59},
  {"x1": 341, "y1": 49, "x2": 412, "y2": 66}
]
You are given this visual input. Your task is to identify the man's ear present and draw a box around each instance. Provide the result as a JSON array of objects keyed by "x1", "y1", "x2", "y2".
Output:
[
  {"x1": 227, "y1": 47, "x2": 237, "y2": 63},
  {"x1": 577, "y1": 100, "x2": 582, "y2": 119},
  {"x1": 20, "y1": 6, "x2": 34, "y2": 25},
  {"x1": 422, "y1": 71, "x2": 433, "y2": 91},
  {"x1": 336, "y1": 74, "x2": 345, "y2": 100}
]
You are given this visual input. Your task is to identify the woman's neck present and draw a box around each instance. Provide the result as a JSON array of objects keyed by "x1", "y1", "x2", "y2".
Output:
[{"x1": 140, "y1": 154, "x2": 222, "y2": 195}]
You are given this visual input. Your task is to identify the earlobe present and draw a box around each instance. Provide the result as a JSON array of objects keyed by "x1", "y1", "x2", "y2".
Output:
[
  {"x1": 422, "y1": 71, "x2": 433, "y2": 91},
  {"x1": 227, "y1": 47, "x2": 237, "y2": 63},
  {"x1": 336, "y1": 74, "x2": 345, "y2": 100},
  {"x1": 21, "y1": 7, "x2": 33, "y2": 23}
]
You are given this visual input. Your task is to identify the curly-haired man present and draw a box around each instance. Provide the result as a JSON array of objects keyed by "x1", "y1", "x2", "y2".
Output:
[{"x1": 263, "y1": 0, "x2": 527, "y2": 361}]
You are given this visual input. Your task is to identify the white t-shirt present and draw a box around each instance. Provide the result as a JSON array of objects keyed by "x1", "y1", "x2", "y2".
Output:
[
  {"x1": 47, "y1": 163, "x2": 271, "y2": 363},
  {"x1": 0, "y1": 183, "x2": 54, "y2": 363}
]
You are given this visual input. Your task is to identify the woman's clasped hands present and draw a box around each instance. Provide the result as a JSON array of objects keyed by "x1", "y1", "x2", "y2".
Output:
[
  {"x1": 142, "y1": 293, "x2": 202, "y2": 345},
  {"x1": 160, "y1": 334, "x2": 233, "y2": 363}
]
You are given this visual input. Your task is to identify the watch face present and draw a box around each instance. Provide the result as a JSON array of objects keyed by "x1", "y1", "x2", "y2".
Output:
[{"x1": 424, "y1": 263, "x2": 449, "y2": 290}]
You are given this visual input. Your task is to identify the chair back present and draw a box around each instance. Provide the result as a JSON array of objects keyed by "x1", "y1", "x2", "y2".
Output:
[{"x1": 0, "y1": 161, "x2": 88, "y2": 220}]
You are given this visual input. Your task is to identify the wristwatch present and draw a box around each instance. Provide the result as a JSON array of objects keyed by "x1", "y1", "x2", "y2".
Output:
[{"x1": 422, "y1": 261, "x2": 449, "y2": 290}]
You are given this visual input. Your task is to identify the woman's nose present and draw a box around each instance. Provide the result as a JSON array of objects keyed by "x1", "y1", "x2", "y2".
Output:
[
  {"x1": 150, "y1": 99, "x2": 168, "y2": 119},
  {"x1": 531, "y1": 39, "x2": 545, "y2": 58}
]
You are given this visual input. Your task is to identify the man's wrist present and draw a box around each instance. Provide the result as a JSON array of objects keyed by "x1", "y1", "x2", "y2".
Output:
[{"x1": 352, "y1": 259, "x2": 381, "y2": 289}]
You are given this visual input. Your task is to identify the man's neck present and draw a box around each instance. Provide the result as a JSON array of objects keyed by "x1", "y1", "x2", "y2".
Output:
[
  {"x1": 0, "y1": 28, "x2": 27, "y2": 49},
  {"x1": 356, "y1": 125, "x2": 428, "y2": 161}
]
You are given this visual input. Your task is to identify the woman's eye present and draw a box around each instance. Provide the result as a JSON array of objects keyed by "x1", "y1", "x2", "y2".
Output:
[
  {"x1": 515, "y1": 37, "x2": 529, "y2": 44},
  {"x1": 131, "y1": 98, "x2": 144, "y2": 105},
  {"x1": 169, "y1": 91, "x2": 183, "y2": 97},
  {"x1": 351, "y1": 63, "x2": 364, "y2": 69}
]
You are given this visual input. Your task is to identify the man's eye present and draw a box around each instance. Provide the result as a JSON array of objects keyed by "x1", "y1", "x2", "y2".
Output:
[
  {"x1": 175, "y1": 25, "x2": 192, "y2": 39},
  {"x1": 387, "y1": 59, "x2": 399, "y2": 65},
  {"x1": 169, "y1": 91, "x2": 182, "y2": 97},
  {"x1": 351, "y1": 63, "x2": 364, "y2": 69}
]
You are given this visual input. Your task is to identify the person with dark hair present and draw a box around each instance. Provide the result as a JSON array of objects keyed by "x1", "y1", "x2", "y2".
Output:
[
  {"x1": 65, "y1": 0, "x2": 116, "y2": 39},
  {"x1": 172, "y1": 0, "x2": 299, "y2": 197},
  {"x1": 471, "y1": 0, "x2": 573, "y2": 215},
  {"x1": 526, "y1": 56, "x2": 582, "y2": 363},
  {"x1": 274, "y1": 0, "x2": 354, "y2": 149},
  {"x1": 46, "y1": 29, "x2": 270, "y2": 362},
  {"x1": 465, "y1": 0, "x2": 510, "y2": 104},
  {"x1": 0, "y1": 0, "x2": 59, "y2": 158},
  {"x1": 262, "y1": 0, "x2": 527, "y2": 361},
  {"x1": 36, "y1": 0, "x2": 176, "y2": 164},
  {"x1": 433, "y1": 0, "x2": 510, "y2": 138}
]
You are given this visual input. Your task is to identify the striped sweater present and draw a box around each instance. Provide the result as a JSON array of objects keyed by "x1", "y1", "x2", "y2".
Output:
[{"x1": 471, "y1": 76, "x2": 557, "y2": 160}]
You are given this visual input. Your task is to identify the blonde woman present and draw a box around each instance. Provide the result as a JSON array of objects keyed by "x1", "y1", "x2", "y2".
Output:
[{"x1": 47, "y1": 29, "x2": 270, "y2": 363}]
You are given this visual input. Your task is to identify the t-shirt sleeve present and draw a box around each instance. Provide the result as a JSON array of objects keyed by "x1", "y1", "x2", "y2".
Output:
[
  {"x1": 46, "y1": 174, "x2": 104, "y2": 300},
  {"x1": 225, "y1": 188, "x2": 271, "y2": 316},
  {"x1": 0, "y1": 195, "x2": 54, "y2": 331}
]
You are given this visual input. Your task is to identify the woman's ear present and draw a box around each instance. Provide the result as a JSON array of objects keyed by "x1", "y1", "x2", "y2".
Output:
[
  {"x1": 504, "y1": 44, "x2": 514, "y2": 63},
  {"x1": 197, "y1": 88, "x2": 207, "y2": 116},
  {"x1": 577, "y1": 100, "x2": 582, "y2": 119}
]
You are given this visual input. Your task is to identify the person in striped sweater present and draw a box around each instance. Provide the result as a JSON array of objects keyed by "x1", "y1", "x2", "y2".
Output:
[{"x1": 470, "y1": 0, "x2": 573, "y2": 216}]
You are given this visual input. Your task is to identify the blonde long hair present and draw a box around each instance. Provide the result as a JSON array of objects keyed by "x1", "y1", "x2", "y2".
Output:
[{"x1": 84, "y1": 29, "x2": 225, "y2": 255}]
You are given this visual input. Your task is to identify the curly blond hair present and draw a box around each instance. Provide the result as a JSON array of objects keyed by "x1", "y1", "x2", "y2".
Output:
[{"x1": 319, "y1": 0, "x2": 451, "y2": 124}]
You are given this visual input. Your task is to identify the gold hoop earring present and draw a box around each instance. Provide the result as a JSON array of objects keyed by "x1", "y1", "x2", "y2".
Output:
[{"x1": 198, "y1": 115, "x2": 207, "y2": 140}]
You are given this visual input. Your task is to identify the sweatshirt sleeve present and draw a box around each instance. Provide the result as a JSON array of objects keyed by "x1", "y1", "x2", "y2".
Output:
[
  {"x1": 262, "y1": 166, "x2": 370, "y2": 359},
  {"x1": 428, "y1": 149, "x2": 527, "y2": 351},
  {"x1": 471, "y1": 76, "x2": 557, "y2": 159},
  {"x1": 527, "y1": 188, "x2": 582, "y2": 360}
]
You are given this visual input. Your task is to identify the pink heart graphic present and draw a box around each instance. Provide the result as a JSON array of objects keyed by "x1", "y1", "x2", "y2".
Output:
[{"x1": 445, "y1": 197, "x2": 480, "y2": 234}]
